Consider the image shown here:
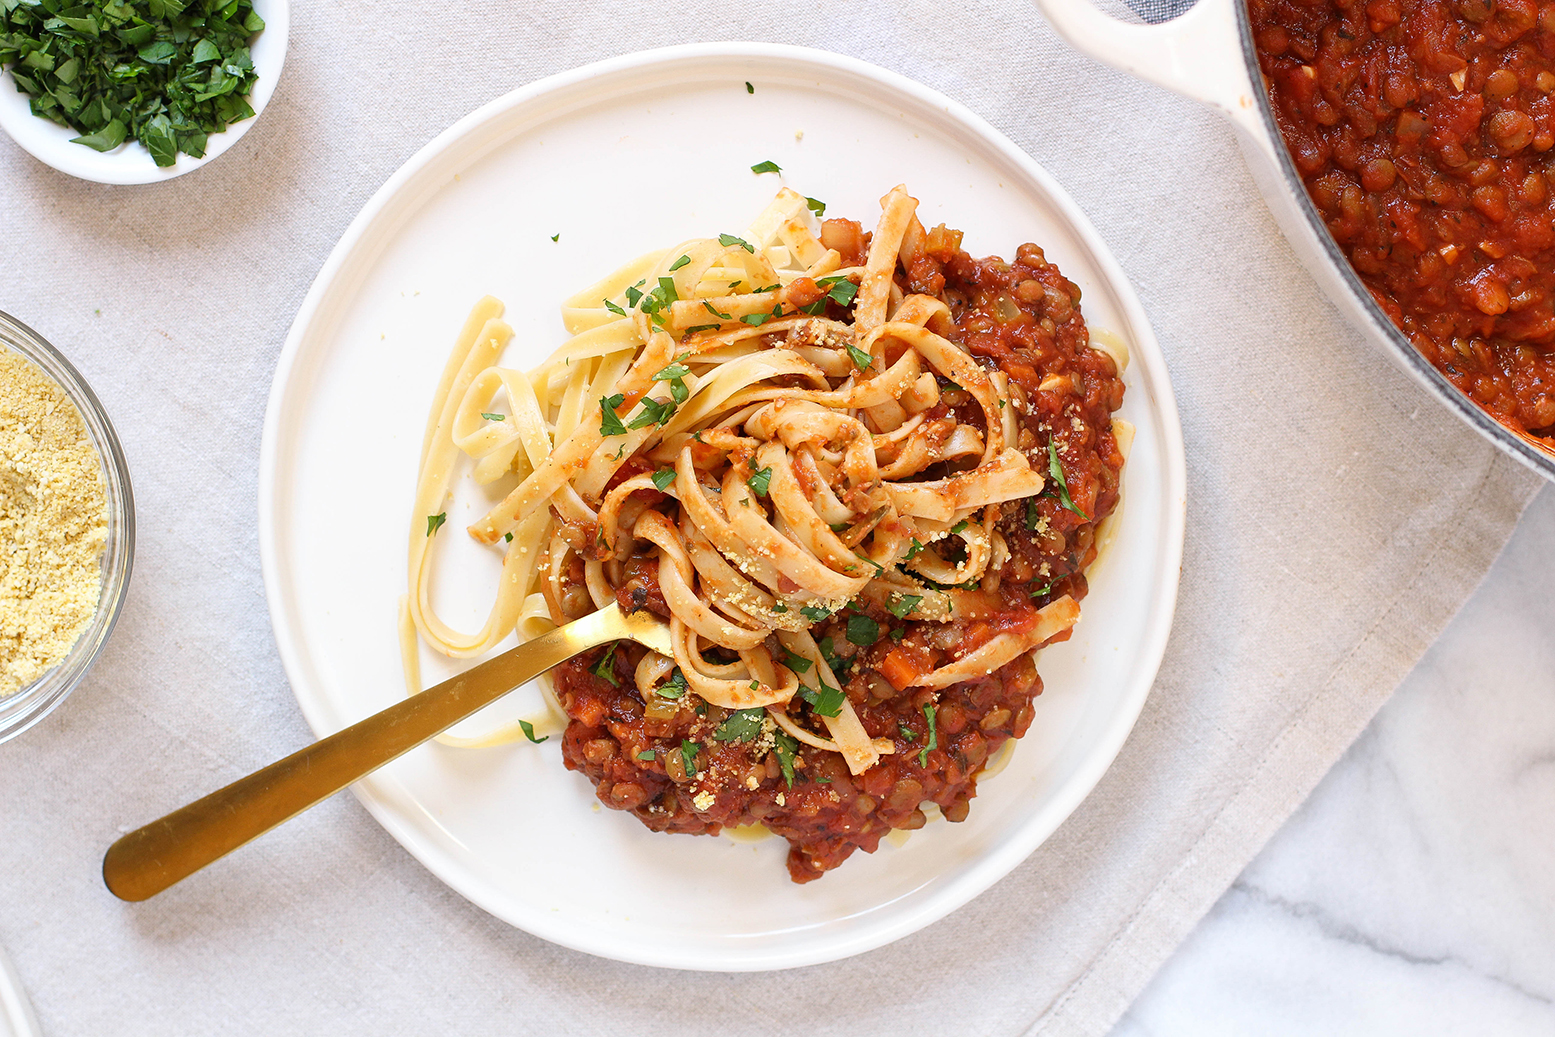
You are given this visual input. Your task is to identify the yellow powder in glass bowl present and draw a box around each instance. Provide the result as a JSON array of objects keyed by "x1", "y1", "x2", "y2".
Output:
[{"x1": 0, "y1": 346, "x2": 108, "y2": 697}]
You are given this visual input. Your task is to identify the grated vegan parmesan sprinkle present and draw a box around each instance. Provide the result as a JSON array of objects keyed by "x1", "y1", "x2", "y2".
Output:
[{"x1": 0, "y1": 346, "x2": 107, "y2": 697}]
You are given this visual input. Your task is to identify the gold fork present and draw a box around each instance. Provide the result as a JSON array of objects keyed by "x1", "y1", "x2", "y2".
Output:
[{"x1": 102, "y1": 602, "x2": 672, "y2": 902}]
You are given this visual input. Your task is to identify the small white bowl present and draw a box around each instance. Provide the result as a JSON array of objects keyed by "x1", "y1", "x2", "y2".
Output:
[{"x1": 0, "y1": 0, "x2": 287, "y2": 185}]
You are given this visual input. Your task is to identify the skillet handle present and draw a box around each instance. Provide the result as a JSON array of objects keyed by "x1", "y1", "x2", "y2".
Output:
[{"x1": 1031, "y1": 0, "x2": 1265, "y2": 138}]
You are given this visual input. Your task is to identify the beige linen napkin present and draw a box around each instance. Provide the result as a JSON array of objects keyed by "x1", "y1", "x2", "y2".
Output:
[{"x1": 0, "y1": 1, "x2": 1539, "y2": 1035}]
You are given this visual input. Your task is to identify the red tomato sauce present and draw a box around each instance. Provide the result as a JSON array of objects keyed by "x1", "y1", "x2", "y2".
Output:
[{"x1": 1250, "y1": 0, "x2": 1555, "y2": 441}]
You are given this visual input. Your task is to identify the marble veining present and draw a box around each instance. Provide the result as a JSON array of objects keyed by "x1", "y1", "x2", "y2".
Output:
[{"x1": 1113, "y1": 485, "x2": 1555, "y2": 1035}]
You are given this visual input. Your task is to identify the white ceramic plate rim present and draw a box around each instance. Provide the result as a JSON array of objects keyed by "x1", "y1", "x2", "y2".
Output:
[
  {"x1": 259, "y1": 42, "x2": 1187, "y2": 971},
  {"x1": 0, "y1": 945, "x2": 39, "y2": 1037},
  {"x1": 0, "y1": 0, "x2": 288, "y2": 185}
]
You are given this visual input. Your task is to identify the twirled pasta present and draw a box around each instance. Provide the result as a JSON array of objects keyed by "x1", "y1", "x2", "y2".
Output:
[{"x1": 401, "y1": 186, "x2": 1103, "y2": 775}]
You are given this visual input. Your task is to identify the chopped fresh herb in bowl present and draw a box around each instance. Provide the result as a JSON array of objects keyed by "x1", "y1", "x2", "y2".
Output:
[{"x1": 0, "y1": 0, "x2": 266, "y2": 167}]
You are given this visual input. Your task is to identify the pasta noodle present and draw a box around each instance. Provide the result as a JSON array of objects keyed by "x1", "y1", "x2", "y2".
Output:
[{"x1": 401, "y1": 186, "x2": 1128, "y2": 881}]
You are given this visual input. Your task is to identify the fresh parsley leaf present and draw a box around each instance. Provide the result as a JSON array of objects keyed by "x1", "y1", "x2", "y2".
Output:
[
  {"x1": 651, "y1": 468, "x2": 677, "y2": 491},
  {"x1": 518, "y1": 719, "x2": 548, "y2": 744},
  {"x1": 745, "y1": 81, "x2": 754, "y2": 94},
  {"x1": 766, "y1": 652, "x2": 803, "y2": 681},
  {"x1": 741, "y1": 305, "x2": 783, "y2": 327},
  {"x1": 591, "y1": 642, "x2": 620, "y2": 686},
  {"x1": 603, "y1": 298, "x2": 627, "y2": 316},
  {"x1": 854, "y1": 553, "x2": 884, "y2": 574},
  {"x1": 655, "y1": 277, "x2": 680, "y2": 305},
  {"x1": 750, "y1": 160, "x2": 781, "y2": 174},
  {"x1": 627, "y1": 396, "x2": 677, "y2": 429},
  {"x1": 886, "y1": 594, "x2": 921, "y2": 619},
  {"x1": 889, "y1": 627, "x2": 906, "y2": 641},
  {"x1": 599, "y1": 394, "x2": 628, "y2": 436},
  {"x1": 906, "y1": 538, "x2": 924, "y2": 560},
  {"x1": 846, "y1": 343, "x2": 872, "y2": 371},
  {"x1": 1030, "y1": 580, "x2": 1054, "y2": 599},
  {"x1": 772, "y1": 602, "x2": 788, "y2": 614},
  {"x1": 1046, "y1": 437, "x2": 1088, "y2": 519},
  {"x1": 703, "y1": 301, "x2": 734, "y2": 320},
  {"x1": 1025, "y1": 498, "x2": 1041, "y2": 531},
  {"x1": 625, "y1": 284, "x2": 644, "y2": 307},
  {"x1": 818, "y1": 636, "x2": 841, "y2": 670},
  {"x1": 800, "y1": 680, "x2": 845, "y2": 718},
  {"x1": 920, "y1": 704, "x2": 937, "y2": 766},
  {"x1": 799, "y1": 604, "x2": 833, "y2": 622},
  {"x1": 716, "y1": 707, "x2": 766, "y2": 743},
  {"x1": 805, "y1": 196, "x2": 826, "y2": 216},
  {"x1": 481, "y1": 412, "x2": 505, "y2": 422},
  {"x1": 845, "y1": 614, "x2": 880, "y2": 646},
  {"x1": 654, "y1": 361, "x2": 691, "y2": 381},
  {"x1": 658, "y1": 670, "x2": 689, "y2": 699},
  {"x1": 750, "y1": 284, "x2": 779, "y2": 293},
  {"x1": 680, "y1": 739, "x2": 701, "y2": 776},
  {"x1": 718, "y1": 233, "x2": 755, "y2": 253},
  {"x1": 682, "y1": 323, "x2": 719, "y2": 335},
  {"x1": 550, "y1": 233, "x2": 560, "y2": 242},
  {"x1": 637, "y1": 749, "x2": 657, "y2": 761},
  {"x1": 772, "y1": 729, "x2": 798, "y2": 786},
  {"x1": 668, "y1": 254, "x2": 691, "y2": 271},
  {"x1": 816, "y1": 275, "x2": 859, "y2": 306},
  {"x1": 425, "y1": 512, "x2": 447, "y2": 537},
  {"x1": 748, "y1": 466, "x2": 773, "y2": 496},
  {"x1": 503, "y1": 532, "x2": 513, "y2": 543}
]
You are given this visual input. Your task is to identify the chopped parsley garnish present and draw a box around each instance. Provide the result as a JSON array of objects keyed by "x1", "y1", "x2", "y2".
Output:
[
  {"x1": 749, "y1": 679, "x2": 760, "y2": 690},
  {"x1": 806, "y1": 197, "x2": 826, "y2": 216},
  {"x1": 886, "y1": 594, "x2": 921, "y2": 619},
  {"x1": 650, "y1": 468, "x2": 677, "y2": 491},
  {"x1": 503, "y1": 532, "x2": 513, "y2": 543},
  {"x1": 425, "y1": 512, "x2": 447, "y2": 537},
  {"x1": 637, "y1": 749, "x2": 657, "y2": 761},
  {"x1": 1030, "y1": 580, "x2": 1054, "y2": 599},
  {"x1": 627, "y1": 396, "x2": 676, "y2": 429},
  {"x1": 780, "y1": 647, "x2": 812, "y2": 673},
  {"x1": 715, "y1": 707, "x2": 766, "y2": 743},
  {"x1": 481, "y1": 412, "x2": 505, "y2": 422},
  {"x1": 799, "y1": 604, "x2": 833, "y2": 622},
  {"x1": 889, "y1": 627, "x2": 906, "y2": 641},
  {"x1": 654, "y1": 361, "x2": 691, "y2": 381},
  {"x1": 854, "y1": 553, "x2": 884, "y2": 574},
  {"x1": 658, "y1": 670, "x2": 689, "y2": 699},
  {"x1": 920, "y1": 704, "x2": 937, "y2": 766},
  {"x1": 800, "y1": 680, "x2": 845, "y2": 718},
  {"x1": 906, "y1": 538, "x2": 925, "y2": 560},
  {"x1": 748, "y1": 465, "x2": 773, "y2": 496},
  {"x1": 703, "y1": 301, "x2": 734, "y2": 320},
  {"x1": 899, "y1": 722, "x2": 917, "y2": 741},
  {"x1": 750, "y1": 160, "x2": 781, "y2": 174},
  {"x1": 772, "y1": 602, "x2": 788, "y2": 613},
  {"x1": 846, "y1": 343, "x2": 872, "y2": 371},
  {"x1": 625, "y1": 284, "x2": 644, "y2": 307},
  {"x1": 1025, "y1": 498, "x2": 1041, "y2": 531},
  {"x1": 680, "y1": 739, "x2": 701, "y2": 776},
  {"x1": 718, "y1": 233, "x2": 755, "y2": 253},
  {"x1": 830, "y1": 520, "x2": 851, "y2": 532},
  {"x1": 816, "y1": 274, "x2": 859, "y2": 306},
  {"x1": 550, "y1": 233, "x2": 560, "y2": 242},
  {"x1": 745, "y1": 81, "x2": 754, "y2": 94},
  {"x1": 818, "y1": 635, "x2": 842, "y2": 670},
  {"x1": 950, "y1": 520, "x2": 968, "y2": 534},
  {"x1": 845, "y1": 614, "x2": 880, "y2": 646},
  {"x1": 599, "y1": 394, "x2": 627, "y2": 436},
  {"x1": 518, "y1": 719, "x2": 548, "y2": 744},
  {"x1": 1046, "y1": 437, "x2": 1088, "y2": 519},
  {"x1": 0, "y1": 0, "x2": 267, "y2": 165},
  {"x1": 682, "y1": 323, "x2": 719, "y2": 334},
  {"x1": 772, "y1": 729, "x2": 798, "y2": 786},
  {"x1": 740, "y1": 304, "x2": 783, "y2": 327},
  {"x1": 668, "y1": 254, "x2": 691, "y2": 271},
  {"x1": 591, "y1": 642, "x2": 620, "y2": 686},
  {"x1": 750, "y1": 284, "x2": 779, "y2": 293}
]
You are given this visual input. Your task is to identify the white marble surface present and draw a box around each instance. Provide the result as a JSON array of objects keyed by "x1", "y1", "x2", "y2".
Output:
[{"x1": 1115, "y1": 484, "x2": 1555, "y2": 1035}]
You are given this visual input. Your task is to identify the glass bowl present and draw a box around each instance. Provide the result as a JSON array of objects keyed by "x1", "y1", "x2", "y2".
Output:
[{"x1": 0, "y1": 311, "x2": 134, "y2": 744}]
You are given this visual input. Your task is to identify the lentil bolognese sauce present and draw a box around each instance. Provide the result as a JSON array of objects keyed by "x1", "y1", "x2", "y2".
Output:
[
  {"x1": 402, "y1": 187, "x2": 1126, "y2": 883},
  {"x1": 1250, "y1": 0, "x2": 1555, "y2": 443}
]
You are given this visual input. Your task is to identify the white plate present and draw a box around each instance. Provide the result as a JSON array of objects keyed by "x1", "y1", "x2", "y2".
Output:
[
  {"x1": 259, "y1": 43, "x2": 1186, "y2": 971},
  {"x1": 0, "y1": 0, "x2": 287, "y2": 184}
]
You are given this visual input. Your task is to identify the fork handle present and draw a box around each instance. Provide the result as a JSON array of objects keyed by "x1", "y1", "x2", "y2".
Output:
[{"x1": 102, "y1": 605, "x2": 624, "y2": 902}]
